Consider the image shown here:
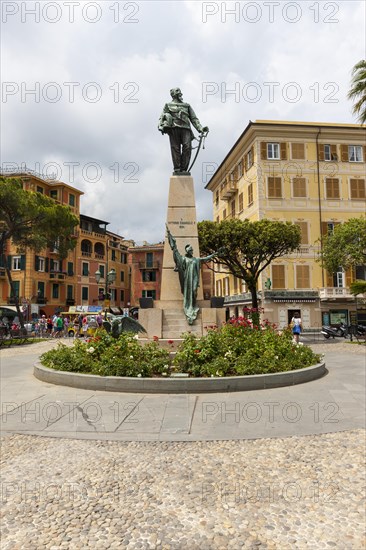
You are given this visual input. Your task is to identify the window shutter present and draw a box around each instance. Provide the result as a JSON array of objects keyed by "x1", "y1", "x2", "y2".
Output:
[
  {"x1": 280, "y1": 142, "x2": 287, "y2": 160},
  {"x1": 67, "y1": 262, "x2": 73, "y2": 276},
  {"x1": 0, "y1": 254, "x2": 5, "y2": 268},
  {"x1": 340, "y1": 144, "x2": 348, "y2": 162},
  {"x1": 330, "y1": 145, "x2": 338, "y2": 160},
  {"x1": 260, "y1": 142, "x2": 267, "y2": 160},
  {"x1": 50, "y1": 259, "x2": 54, "y2": 271},
  {"x1": 7, "y1": 255, "x2": 12, "y2": 269},
  {"x1": 59, "y1": 260, "x2": 63, "y2": 272},
  {"x1": 250, "y1": 146, "x2": 254, "y2": 165},
  {"x1": 345, "y1": 268, "x2": 354, "y2": 287},
  {"x1": 326, "y1": 272, "x2": 333, "y2": 287},
  {"x1": 321, "y1": 222, "x2": 328, "y2": 237},
  {"x1": 318, "y1": 144, "x2": 325, "y2": 161},
  {"x1": 45, "y1": 258, "x2": 49, "y2": 272},
  {"x1": 20, "y1": 255, "x2": 26, "y2": 271},
  {"x1": 35, "y1": 256, "x2": 40, "y2": 271},
  {"x1": 363, "y1": 145, "x2": 366, "y2": 161}
]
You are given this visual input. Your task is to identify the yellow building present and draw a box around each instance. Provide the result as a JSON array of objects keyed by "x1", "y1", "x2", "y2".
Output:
[{"x1": 205, "y1": 121, "x2": 366, "y2": 329}]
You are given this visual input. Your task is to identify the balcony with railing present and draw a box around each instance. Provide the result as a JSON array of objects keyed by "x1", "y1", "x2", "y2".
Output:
[
  {"x1": 319, "y1": 287, "x2": 354, "y2": 300},
  {"x1": 49, "y1": 271, "x2": 67, "y2": 281},
  {"x1": 138, "y1": 261, "x2": 160, "y2": 270},
  {"x1": 219, "y1": 178, "x2": 237, "y2": 201}
]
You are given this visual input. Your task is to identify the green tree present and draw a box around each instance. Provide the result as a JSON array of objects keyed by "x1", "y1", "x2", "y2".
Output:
[
  {"x1": 348, "y1": 60, "x2": 366, "y2": 124},
  {"x1": 198, "y1": 219, "x2": 301, "y2": 323},
  {"x1": 320, "y1": 217, "x2": 366, "y2": 274},
  {"x1": 0, "y1": 177, "x2": 79, "y2": 327},
  {"x1": 350, "y1": 280, "x2": 366, "y2": 296}
]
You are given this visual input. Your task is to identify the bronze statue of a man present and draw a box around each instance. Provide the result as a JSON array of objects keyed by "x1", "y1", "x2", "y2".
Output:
[
  {"x1": 166, "y1": 225, "x2": 222, "y2": 325},
  {"x1": 158, "y1": 88, "x2": 209, "y2": 175}
]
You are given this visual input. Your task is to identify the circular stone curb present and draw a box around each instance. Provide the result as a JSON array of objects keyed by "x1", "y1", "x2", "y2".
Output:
[{"x1": 34, "y1": 362, "x2": 327, "y2": 393}]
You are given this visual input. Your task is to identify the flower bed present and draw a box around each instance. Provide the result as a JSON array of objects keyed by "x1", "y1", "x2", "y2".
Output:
[{"x1": 40, "y1": 319, "x2": 322, "y2": 378}]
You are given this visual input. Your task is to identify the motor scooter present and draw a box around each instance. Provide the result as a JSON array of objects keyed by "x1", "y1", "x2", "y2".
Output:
[{"x1": 321, "y1": 323, "x2": 348, "y2": 339}]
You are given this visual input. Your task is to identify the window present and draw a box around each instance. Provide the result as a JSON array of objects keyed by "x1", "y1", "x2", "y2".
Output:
[
  {"x1": 333, "y1": 269, "x2": 345, "y2": 288},
  {"x1": 69, "y1": 193, "x2": 75, "y2": 207},
  {"x1": 292, "y1": 177, "x2": 307, "y2": 198},
  {"x1": 296, "y1": 266, "x2": 310, "y2": 289},
  {"x1": 271, "y1": 265, "x2": 285, "y2": 289},
  {"x1": 36, "y1": 186, "x2": 44, "y2": 194},
  {"x1": 356, "y1": 266, "x2": 366, "y2": 280},
  {"x1": 49, "y1": 190, "x2": 58, "y2": 200},
  {"x1": 142, "y1": 271, "x2": 156, "y2": 282},
  {"x1": 216, "y1": 216, "x2": 220, "y2": 223},
  {"x1": 99, "y1": 265, "x2": 105, "y2": 278},
  {"x1": 267, "y1": 143, "x2": 280, "y2": 159},
  {"x1": 98, "y1": 288, "x2": 105, "y2": 300},
  {"x1": 120, "y1": 270, "x2": 125, "y2": 282},
  {"x1": 238, "y1": 192, "x2": 244, "y2": 212},
  {"x1": 82, "y1": 287, "x2": 88, "y2": 301},
  {"x1": 111, "y1": 250, "x2": 116, "y2": 261},
  {"x1": 216, "y1": 280, "x2": 222, "y2": 296},
  {"x1": 11, "y1": 281, "x2": 20, "y2": 298},
  {"x1": 67, "y1": 262, "x2": 74, "y2": 276},
  {"x1": 215, "y1": 190, "x2": 219, "y2": 207},
  {"x1": 67, "y1": 285, "x2": 73, "y2": 299},
  {"x1": 295, "y1": 222, "x2": 309, "y2": 244},
  {"x1": 110, "y1": 289, "x2": 116, "y2": 301},
  {"x1": 52, "y1": 260, "x2": 59, "y2": 272},
  {"x1": 146, "y1": 253, "x2": 153, "y2": 268},
  {"x1": 142, "y1": 290, "x2": 156, "y2": 299},
  {"x1": 224, "y1": 277, "x2": 230, "y2": 295},
  {"x1": 246, "y1": 148, "x2": 253, "y2": 170},
  {"x1": 349, "y1": 145, "x2": 363, "y2": 162},
  {"x1": 350, "y1": 179, "x2": 365, "y2": 199},
  {"x1": 223, "y1": 208, "x2": 227, "y2": 219},
  {"x1": 121, "y1": 253, "x2": 127, "y2": 264},
  {"x1": 37, "y1": 282, "x2": 45, "y2": 297},
  {"x1": 324, "y1": 145, "x2": 331, "y2": 161},
  {"x1": 120, "y1": 290, "x2": 125, "y2": 301},
  {"x1": 230, "y1": 199, "x2": 235, "y2": 217},
  {"x1": 321, "y1": 222, "x2": 339, "y2": 236},
  {"x1": 248, "y1": 183, "x2": 253, "y2": 205},
  {"x1": 237, "y1": 161, "x2": 243, "y2": 178},
  {"x1": 52, "y1": 284, "x2": 59, "y2": 299},
  {"x1": 12, "y1": 256, "x2": 21, "y2": 270},
  {"x1": 291, "y1": 143, "x2": 305, "y2": 160},
  {"x1": 51, "y1": 238, "x2": 59, "y2": 253},
  {"x1": 326, "y1": 178, "x2": 340, "y2": 199},
  {"x1": 38, "y1": 257, "x2": 45, "y2": 272},
  {"x1": 267, "y1": 177, "x2": 282, "y2": 198},
  {"x1": 82, "y1": 262, "x2": 89, "y2": 276}
]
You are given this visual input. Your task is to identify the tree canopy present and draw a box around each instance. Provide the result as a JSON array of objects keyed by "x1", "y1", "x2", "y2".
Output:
[
  {"x1": 320, "y1": 217, "x2": 366, "y2": 274},
  {"x1": 198, "y1": 218, "x2": 301, "y2": 316},
  {"x1": 348, "y1": 60, "x2": 366, "y2": 124},
  {"x1": 0, "y1": 177, "x2": 79, "y2": 258}
]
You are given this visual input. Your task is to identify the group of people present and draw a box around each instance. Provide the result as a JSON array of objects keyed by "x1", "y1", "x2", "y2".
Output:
[{"x1": 30, "y1": 312, "x2": 104, "y2": 338}]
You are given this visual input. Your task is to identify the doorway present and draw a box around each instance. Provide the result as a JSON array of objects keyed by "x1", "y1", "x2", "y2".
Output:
[{"x1": 288, "y1": 309, "x2": 301, "y2": 325}]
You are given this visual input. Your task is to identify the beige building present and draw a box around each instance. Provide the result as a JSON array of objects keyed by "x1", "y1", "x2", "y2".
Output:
[{"x1": 205, "y1": 121, "x2": 366, "y2": 329}]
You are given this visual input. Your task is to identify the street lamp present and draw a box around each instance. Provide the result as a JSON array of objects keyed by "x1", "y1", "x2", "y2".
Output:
[{"x1": 95, "y1": 268, "x2": 116, "y2": 319}]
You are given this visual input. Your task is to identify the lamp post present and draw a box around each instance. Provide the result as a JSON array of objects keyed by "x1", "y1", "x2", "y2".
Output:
[{"x1": 95, "y1": 268, "x2": 116, "y2": 319}]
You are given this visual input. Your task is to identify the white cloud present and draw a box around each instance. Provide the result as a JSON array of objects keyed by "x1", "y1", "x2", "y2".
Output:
[{"x1": 1, "y1": 0, "x2": 365, "y2": 242}]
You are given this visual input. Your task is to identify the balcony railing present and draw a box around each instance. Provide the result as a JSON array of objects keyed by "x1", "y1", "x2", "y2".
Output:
[
  {"x1": 0, "y1": 268, "x2": 6, "y2": 278},
  {"x1": 319, "y1": 287, "x2": 354, "y2": 300},
  {"x1": 95, "y1": 253, "x2": 105, "y2": 260},
  {"x1": 220, "y1": 179, "x2": 237, "y2": 201},
  {"x1": 81, "y1": 251, "x2": 92, "y2": 257},
  {"x1": 49, "y1": 272, "x2": 67, "y2": 281},
  {"x1": 138, "y1": 261, "x2": 160, "y2": 270}
]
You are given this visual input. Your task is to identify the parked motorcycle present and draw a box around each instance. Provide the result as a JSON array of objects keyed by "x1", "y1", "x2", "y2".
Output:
[{"x1": 321, "y1": 323, "x2": 349, "y2": 339}]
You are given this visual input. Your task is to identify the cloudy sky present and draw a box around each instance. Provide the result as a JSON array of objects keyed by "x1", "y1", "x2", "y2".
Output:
[{"x1": 1, "y1": 0, "x2": 365, "y2": 242}]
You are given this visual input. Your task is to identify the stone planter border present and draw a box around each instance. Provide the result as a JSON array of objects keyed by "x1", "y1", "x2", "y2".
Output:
[{"x1": 34, "y1": 362, "x2": 327, "y2": 394}]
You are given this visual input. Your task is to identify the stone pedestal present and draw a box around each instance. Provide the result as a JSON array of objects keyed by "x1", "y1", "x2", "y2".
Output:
[
  {"x1": 160, "y1": 175, "x2": 203, "y2": 303},
  {"x1": 140, "y1": 175, "x2": 225, "y2": 340}
]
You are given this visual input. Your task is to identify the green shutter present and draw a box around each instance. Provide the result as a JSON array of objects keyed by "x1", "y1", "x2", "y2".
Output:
[
  {"x1": 50, "y1": 259, "x2": 54, "y2": 271},
  {"x1": 7, "y1": 255, "x2": 12, "y2": 269},
  {"x1": 45, "y1": 258, "x2": 49, "y2": 272},
  {"x1": 35, "y1": 256, "x2": 40, "y2": 271},
  {"x1": 0, "y1": 254, "x2": 5, "y2": 268},
  {"x1": 68, "y1": 262, "x2": 73, "y2": 276},
  {"x1": 20, "y1": 255, "x2": 26, "y2": 271}
]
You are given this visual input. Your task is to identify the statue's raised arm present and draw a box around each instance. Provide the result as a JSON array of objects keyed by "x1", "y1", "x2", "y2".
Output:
[{"x1": 165, "y1": 224, "x2": 177, "y2": 252}]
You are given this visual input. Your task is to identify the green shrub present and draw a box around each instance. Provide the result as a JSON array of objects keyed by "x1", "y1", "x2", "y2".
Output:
[{"x1": 40, "y1": 321, "x2": 322, "y2": 378}]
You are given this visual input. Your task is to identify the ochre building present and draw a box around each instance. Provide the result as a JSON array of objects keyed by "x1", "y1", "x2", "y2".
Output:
[{"x1": 205, "y1": 120, "x2": 366, "y2": 329}]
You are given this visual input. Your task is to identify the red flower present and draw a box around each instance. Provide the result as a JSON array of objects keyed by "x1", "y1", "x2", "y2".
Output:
[
  {"x1": 153, "y1": 335, "x2": 159, "y2": 342},
  {"x1": 167, "y1": 340, "x2": 174, "y2": 345},
  {"x1": 194, "y1": 349, "x2": 200, "y2": 354}
]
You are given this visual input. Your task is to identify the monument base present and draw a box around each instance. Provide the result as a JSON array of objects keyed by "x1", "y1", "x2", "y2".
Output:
[{"x1": 139, "y1": 307, "x2": 226, "y2": 340}]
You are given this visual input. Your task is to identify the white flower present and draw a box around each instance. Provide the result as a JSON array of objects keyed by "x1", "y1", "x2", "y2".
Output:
[
  {"x1": 137, "y1": 373, "x2": 142, "y2": 378},
  {"x1": 130, "y1": 355, "x2": 134, "y2": 359},
  {"x1": 164, "y1": 364, "x2": 169, "y2": 369},
  {"x1": 87, "y1": 347, "x2": 95, "y2": 354},
  {"x1": 162, "y1": 372, "x2": 167, "y2": 376},
  {"x1": 275, "y1": 355, "x2": 279, "y2": 360},
  {"x1": 134, "y1": 334, "x2": 139, "y2": 340}
]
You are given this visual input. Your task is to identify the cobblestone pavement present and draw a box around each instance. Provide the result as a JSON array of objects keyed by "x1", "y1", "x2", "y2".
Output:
[{"x1": 1, "y1": 430, "x2": 365, "y2": 550}]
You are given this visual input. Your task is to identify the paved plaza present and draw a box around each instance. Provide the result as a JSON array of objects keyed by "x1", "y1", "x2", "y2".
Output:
[{"x1": 0, "y1": 339, "x2": 365, "y2": 549}]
